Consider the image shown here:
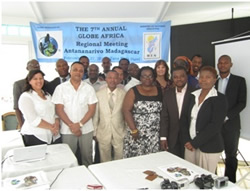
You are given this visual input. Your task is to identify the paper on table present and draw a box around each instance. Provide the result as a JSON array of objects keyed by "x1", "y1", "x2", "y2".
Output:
[
  {"x1": 2, "y1": 170, "x2": 50, "y2": 190},
  {"x1": 158, "y1": 163, "x2": 199, "y2": 182}
]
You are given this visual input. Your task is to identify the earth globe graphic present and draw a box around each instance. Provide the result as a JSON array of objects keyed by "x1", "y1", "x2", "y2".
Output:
[{"x1": 39, "y1": 34, "x2": 58, "y2": 57}]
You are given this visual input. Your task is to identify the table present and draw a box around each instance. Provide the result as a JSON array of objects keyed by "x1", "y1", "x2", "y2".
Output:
[
  {"x1": 47, "y1": 165, "x2": 102, "y2": 189},
  {"x1": 2, "y1": 144, "x2": 78, "y2": 179},
  {"x1": 1, "y1": 130, "x2": 24, "y2": 160},
  {"x1": 89, "y1": 151, "x2": 239, "y2": 190}
]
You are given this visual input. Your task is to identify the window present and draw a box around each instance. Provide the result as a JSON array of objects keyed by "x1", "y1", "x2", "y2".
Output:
[
  {"x1": 0, "y1": 44, "x2": 29, "y2": 116},
  {"x1": 1, "y1": 24, "x2": 31, "y2": 37}
]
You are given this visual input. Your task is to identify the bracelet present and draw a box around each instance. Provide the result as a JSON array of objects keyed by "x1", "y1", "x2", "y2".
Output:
[
  {"x1": 131, "y1": 129, "x2": 138, "y2": 134},
  {"x1": 79, "y1": 121, "x2": 84, "y2": 127}
]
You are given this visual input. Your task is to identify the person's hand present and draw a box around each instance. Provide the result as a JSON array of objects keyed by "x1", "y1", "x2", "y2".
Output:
[
  {"x1": 50, "y1": 124, "x2": 59, "y2": 136},
  {"x1": 184, "y1": 142, "x2": 195, "y2": 151},
  {"x1": 131, "y1": 129, "x2": 139, "y2": 141},
  {"x1": 74, "y1": 130, "x2": 82, "y2": 137},
  {"x1": 52, "y1": 121, "x2": 60, "y2": 135},
  {"x1": 69, "y1": 123, "x2": 82, "y2": 137},
  {"x1": 160, "y1": 140, "x2": 168, "y2": 151}
]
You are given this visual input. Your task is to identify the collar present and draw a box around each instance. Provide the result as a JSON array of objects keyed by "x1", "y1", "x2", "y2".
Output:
[
  {"x1": 175, "y1": 83, "x2": 187, "y2": 93},
  {"x1": 107, "y1": 87, "x2": 117, "y2": 95},
  {"x1": 85, "y1": 78, "x2": 102, "y2": 84},
  {"x1": 192, "y1": 86, "x2": 218, "y2": 98},
  {"x1": 218, "y1": 73, "x2": 231, "y2": 80},
  {"x1": 60, "y1": 74, "x2": 70, "y2": 81},
  {"x1": 69, "y1": 80, "x2": 85, "y2": 88}
]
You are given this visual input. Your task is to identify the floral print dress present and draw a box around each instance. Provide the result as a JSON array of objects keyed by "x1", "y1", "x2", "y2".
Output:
[{"x1": 124, "y1": 86, "x2": 162, "y2": 158}]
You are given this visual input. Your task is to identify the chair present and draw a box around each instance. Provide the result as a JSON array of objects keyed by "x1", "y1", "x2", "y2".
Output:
[{"x1": 2, "y1": 112, "x2": 18, "y2": 131}]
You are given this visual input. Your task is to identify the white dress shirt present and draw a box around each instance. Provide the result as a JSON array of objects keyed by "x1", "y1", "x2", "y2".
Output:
[
  {"x1": 176, "y1": 83, "x2": 187, "y2": 118},
  {"x1": 19, "y1": 90, "x2": 58, "y2": 144},
  {"x1": 52, "y1": 81, "x2": 98, "y2": 135},
  {"x1": 107, "y1": 87, "x2": 117, "y2": 104},
  {"x1": 217, "y1": 73, "x2": 230, "y2": 94},
  {"x1": 160, "y1": 84, "x2": 188, "y2": 141},
  {"x1": 99, "y1": 83, "x2": 124, "y2": 90},
  {"x1": 189, "y1": 87, "x2": 218, "y2": 139},
  {"x1": 84, "y1": 78, "x2": 106, "y2": 92},
  {"x1": 60, "y1": 74, "x2": 70, "y2": 83}
]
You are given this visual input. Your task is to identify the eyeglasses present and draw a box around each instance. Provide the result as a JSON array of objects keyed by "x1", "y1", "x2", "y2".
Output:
[{"x1": 141, "y1": 75, "x2": 153, "y2": 79}]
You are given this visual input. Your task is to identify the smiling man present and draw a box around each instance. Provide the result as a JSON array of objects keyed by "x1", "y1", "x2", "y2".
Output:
[
  {"x1": 160, "y1": 66, "x2": 196, "y2": 158},
  {"x1": 46, "y1": 59, "x2": 70, "y2": 95},
  {"x1": 52, "y1": 61, "x2": 98, "y2": 166},
  {"x1": 93, "y1": 71, "x2": 126, "y2": 162}
]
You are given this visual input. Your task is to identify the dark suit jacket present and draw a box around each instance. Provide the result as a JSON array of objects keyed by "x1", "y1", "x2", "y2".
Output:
[
  {"x1": 46, "y1": 77, "x2": 61, "y2": 95},
  {"x1": 181, "y1": 90, "x2": 228, "y2": 153},
  {"x1": 160, "y1": 84, "x2": 195, "y2": 149},
  {"x1": 215, "y1": 74, "x2": 247, "y2": 131}
]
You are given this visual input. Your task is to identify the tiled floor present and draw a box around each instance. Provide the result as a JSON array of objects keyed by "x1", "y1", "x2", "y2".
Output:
[{"x1": 217, "y1": 162, "x2": 250, "y2": 189}]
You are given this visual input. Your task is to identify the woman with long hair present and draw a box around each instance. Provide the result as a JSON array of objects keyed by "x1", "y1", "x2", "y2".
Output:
[
  {"x1": 19, "y1": 69, "x2": 60, "y2": 146},
  {"x1": 154, "y1": 59, "x2": 173, "y2": 94}
]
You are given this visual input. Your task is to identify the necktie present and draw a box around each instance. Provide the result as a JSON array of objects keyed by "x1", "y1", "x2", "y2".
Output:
[
  {"x1": 109, "y1": 92, "x2": 114, "y2": 112},
  {"x1": 62, "y1": 77, "x2": 66, "y2": 82}
]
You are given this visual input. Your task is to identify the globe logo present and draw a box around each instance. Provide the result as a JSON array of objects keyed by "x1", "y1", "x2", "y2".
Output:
[
  {"x1": 147, "y1": 35, "x2": 158, "y2": 53},
  {"x1": 39, "y1": 34, "x2": 58, "y2": 57}
]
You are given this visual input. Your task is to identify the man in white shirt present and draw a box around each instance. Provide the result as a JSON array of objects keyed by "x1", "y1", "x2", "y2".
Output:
[
  {"x1": 124, "y1": 63, "x2": 141, "y2": 92},
  {"x1": 93, "y1": 71, "x2": 126, "y2": 162},
  {"x1": 84, "y1": 64, "x2": 106, "y2": 92},
  {"x1": 84, "y1": 64, "x2": 106, "y2": 164},
  {"x1": 52, "y1": 61, "x2": 98, "y2": 166},
  {"x1": 215, "y1": 55, "x2": 247, "y2": 183},
  {"x1": 160, "y1": 66, "x2": 195, "y2": 158}
]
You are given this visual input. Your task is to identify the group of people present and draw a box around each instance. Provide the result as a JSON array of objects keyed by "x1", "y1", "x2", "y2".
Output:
[{"x1": 13, "y1": 54, "x2": 246, "y2": 183}]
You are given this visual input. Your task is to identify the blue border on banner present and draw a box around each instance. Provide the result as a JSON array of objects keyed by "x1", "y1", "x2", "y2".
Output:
[{"x1": 30, "y1": 21, "x2": 171, "y2": 63}]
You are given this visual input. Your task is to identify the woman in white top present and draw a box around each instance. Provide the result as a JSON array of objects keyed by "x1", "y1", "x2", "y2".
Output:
[
  {"x1": 181, "y1": 66, "x2": 228, "y2": 173},
  {"x1": 19, "y1": 70, "x2": 60, "y2": 146}
]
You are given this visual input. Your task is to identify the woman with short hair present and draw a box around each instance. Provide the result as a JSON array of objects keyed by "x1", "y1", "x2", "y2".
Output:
[
  {"x1": 123, "y1": 66, "x2": 162, "y2": 158},
  {"x1": 181, "y1": 66, "x2": 228, "y2": 173}
]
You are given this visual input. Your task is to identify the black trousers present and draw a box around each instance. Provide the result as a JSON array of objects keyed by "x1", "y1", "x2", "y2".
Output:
[
  {"x1": 222, "y1": 127, "x2": 240, "y2": 183},
  {"x1": 168, "y1": 133, "x2": 184, "y2": 159},
  {"x1": 22, "y1": 134, "x2": 62, "y2": 147},
  {"x1": 94, "y1": 141, "x2": 100, "y2": 164}
]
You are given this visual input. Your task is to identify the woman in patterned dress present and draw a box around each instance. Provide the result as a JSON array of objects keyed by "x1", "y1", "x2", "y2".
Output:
[{"x1": 122, "y1": 66, "x2": 162, "y2": 158}]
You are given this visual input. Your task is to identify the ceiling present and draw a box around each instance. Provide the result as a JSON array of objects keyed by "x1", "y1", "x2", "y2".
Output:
[{"x1": 2, "y1": 1, "x2": 250, "y2": 26}]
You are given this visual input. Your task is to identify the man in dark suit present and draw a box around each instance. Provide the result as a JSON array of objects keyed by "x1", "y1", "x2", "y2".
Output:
[
  {"x1": 215, "y1": 55, "x2": 247, "y2": 183},
  {"x1": 46, "y1": 59, "x2": 70, "y2": 95},
  {"x1": 160, "y1": 66, "x2": 195, "y2": 158}
]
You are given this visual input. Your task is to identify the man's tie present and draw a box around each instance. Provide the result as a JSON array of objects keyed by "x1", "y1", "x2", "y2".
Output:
[
  {"x1": 62, "y1": 77, "x2": 66, "y2": 82},
  {"x1": 109, "y1": 92, "x2": 114, "y2": 112}
]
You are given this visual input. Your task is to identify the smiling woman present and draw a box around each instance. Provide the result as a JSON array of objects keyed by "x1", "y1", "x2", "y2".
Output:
[
  {"x1": 122, "y1": 66, "x2": 163, "y2": 158},
  {"x1": 18, "y1": 70, "x2": 61, "y2": 146}
]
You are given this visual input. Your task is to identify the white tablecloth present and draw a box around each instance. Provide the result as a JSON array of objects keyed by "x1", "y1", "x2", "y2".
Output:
[
  {"x1": 89, "y1": 151, "x2": 239, "y2": 190},
  {"x1": 1, "y1": 130, "x2": 24, "y2": 160},
  {"x1": 47, "y1": 165, "x2": 102, "y2": 189},
  {"x1": 2, "y1": 144, "x2": 78, "y2": 179}
]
